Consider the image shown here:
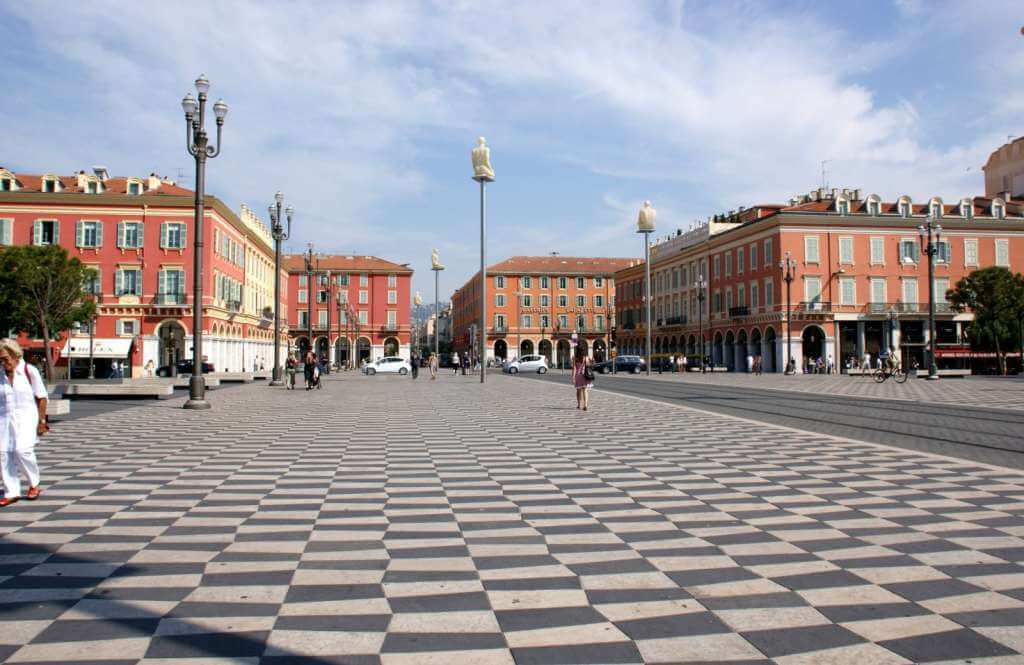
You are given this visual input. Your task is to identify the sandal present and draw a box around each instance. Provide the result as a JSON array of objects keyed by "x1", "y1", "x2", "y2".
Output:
[
  {"x1": 26, "y1": 486, "x2": 41, "y2": 501},
  {"x1": 0, "y1": 497, "x2": 19, "y2": 507}
]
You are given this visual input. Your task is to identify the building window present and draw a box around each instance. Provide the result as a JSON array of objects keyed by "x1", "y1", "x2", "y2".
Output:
[
  {"x1": 558, "y1": 295, "x2": 567, "y2": 307},
  {"x1": 902, "y1": 278, "x2": 918, "y2": 305},
  {"x1": 960, "y1": 199, "x2": 974, "y2": 219},
  {"x1": 764, "y1": 280, "x2": 773, "y2": 307},
  {"x1": 558, "y1": 277, "x2": 567, "y2": 289},
  {"x1": 115, "y1": 319, "x2": 138, "y2": 336},
  {"x1": 594, "y1": 277, "x2": 603, "y2": 287},
  {"x1": 298, "y1": 290, "x2": 308, "y2": 304},
  {"x1": 298, "y1": 311, "x2": 309, "y2": 328},
  {"x1": 737, "y1": 284, "x2": 745, "y2": 306},
  {"x1": 595, "y1": 315, "x2": 605, "y2": 331},
  {"x1": 1, "y1": 177, "x2": 13, "y2": 191},
  {"x1": 557, "y1": 314, "x2": 568, "y2": 329},
  {"x1": 318, "y1": 310, "x2": 328, "y2": 327},
  {"x1": 870, "y1": 237, "x2": 885, "y2": 264},
  {"x1": 161, "y1": 222, "x2": 186, "y2": 249},
  {"x1": 748, "y1": 244, "x2": 757, "y2": 271},
  {"x1": 993, "y1": 201, "x2": 1006, "y2": 219},
  {"x1": 575, "y1": 314, "x2": 585, "y2": 330},
  {"x1": 521, "y1": 315, "x2": 532, "y2": 328},
  {"x1": 317, "y1": 290, "x2": 329, "y2": 303},
  {"x1": 33, "y1": 220, "x2": 59, "y2": 246},
  {"x1": 871, "y1": 278, "x2": 886, "y2": 305},
  {"x1": 496, "y1": 294, "x2": 506, "y2": 307},
  {"x1": 118, "y1": 221, "x2": 144, "y2": 249},
  {"x1": 594, "y1": 295, "x2": 604, "y2": 307},
  {"x1": 929, "y1": 199, "x2": 943, "y2": 218},
  {"x1": 387, "y1": 274, "x2": 397, "y2": 288},
  {"x1": 964, "y1": 239, "x2": 979, "y2": 266},
  {"x1": 358, "y1": 310, "x2": 368, "y2": 325},
  {"x1": 713, "y1": 255, "x2": 720, "y2": 279},
  {"x1": 750, "y1": 282, "x2": 759, "y2": 309},
  {"x1": 540, "y1": 294, "x2": 550, "y2": 307},
  {"x1": 995, "y1": 239, "x2": 1009, "y2": 266},
  {"x1": 359, "y1": 290, "x2": 368, "y2": 304},
  {"x1": 898, "y1": 198, "x2": 912, "y2": 217},
  {"x1": 522, "y1": 276, "x2": 531, "y2": 288},
  {"x1": 804, "y1": 236, "x2": 820, "y2": 263},
  {"x1": 866, "y1": 197, "x2": 881, "y2": 216},
  {"x1": 360, "y1": 273, "x2": 368, "y2": 286},
  {"x1": 495, "y1": 275, "x2": 505, "y2": 289},
  {"x1": 936, "y1": 240, "x2": 951, "y2": 263},
  {"x1": 158, "y1": 269, "x2": 185, "y2": 303},
  {"x1": 839, "y1": 277, "x2": 856, "y2": 306},
  {"x1": 837, "y1": 199, "x2": 849, "y2": 216},
  {"x1": 336, "y1": 273, "x2": 349, "y2": 286},
  {"x1": 540, "y1": 276, "x2": 549, "y2": 289},
  {"x1": 576, "y1": 277, "x2": 585, "y2": 289},
  {"x1": 87, "y1": 181, "x2": 98, "y2": 194},
  {"x1": 799, "y1": 278, "x2": 820, "y2": 307},
  {"x1": 935, "y1": 278, "x2": 949, "y2": 304},
  {"x1": 725, "y1": 288, "x2": 733, "y2": 311},
  {"x1": 76, "y1": 220, "x2": 102, "y2": 248},
  {"x1": 520, "y1": 294, "x2": 531, "y2": 307},
  {"x1": 338, "y1": 290, "x2": 349, "y2": 304},
  {"x1": 494, "y1": 314, "x2": 506, "y2": 330},
  {"x1": 299, "y1": 274, "x2": 308, "y2": 287},
  {"x1": 575, "y1": 295, "x2": 585, "y2": 307},
  {"x1": 899, "y1": 239, "x2": 920, "y2": 263},
  {"x1": 387, "y1": 290, "x2": 397, "y2": 304},
  {"x1": 127, "y1": 181, "x2": 141, "y2": 195},
  {"x1": 115, "y1": 268, "x2": 142, "y2": 296},
  {"x1": 761, "y1": 238, "x2": 771, "y2": 267},
  {"x1": 540, "y1": 315, "x2": 550, "y2": 328},
  {"x1": 83, "y1": 268, "x2": 101, "y2": 295},
  {"x1": 838, "y1": 236, "x2": 854, "y2": 264},
  {"x1": 724, "y1": 251, "x2": 732, "y2": 277},
  {"x1": 712, "y1": 291, "x2": 721, "y2": 313}
]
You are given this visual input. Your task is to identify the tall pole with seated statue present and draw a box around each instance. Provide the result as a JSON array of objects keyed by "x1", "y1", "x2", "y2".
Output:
[{"x1": 471, "y1": 137, "x2": 495, "y2": 384}]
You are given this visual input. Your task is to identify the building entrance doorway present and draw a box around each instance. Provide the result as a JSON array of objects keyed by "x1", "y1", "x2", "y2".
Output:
[
  {"x1": 158, "y1": 321, "x2": 186, "y2": 369},
  {"x1": 356, "y1": 337, "x2": 372, "y2": 366},
  {"x1": 802, "y1": 325, "x2": 826, "y2": 367},
  {"x1": 556, "y1": 339, "x2": 571, "y2": 369},
  {"x1": 494, "y1": 339, "x2": 508, "y2": 360}
]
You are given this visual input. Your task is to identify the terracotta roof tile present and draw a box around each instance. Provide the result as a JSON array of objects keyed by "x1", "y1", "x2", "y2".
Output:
[
  {"x1": 281, "y1": 254, "x2": 413, "y2": 274},
  {"x1": 6, "y1": 171, "x2": 194, "y2": 196},
  {"x1": 488, "y1": 255, "x2": 640, "y2": 275}
]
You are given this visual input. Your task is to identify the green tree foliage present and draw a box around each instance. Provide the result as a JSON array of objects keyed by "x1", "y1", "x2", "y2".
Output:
[
  {"x1": 0, "y1": 245, "x2": 97, "y2": 381},
  {"x1": 947, "y1": 266, "x2": 1024, "y2": 375}
]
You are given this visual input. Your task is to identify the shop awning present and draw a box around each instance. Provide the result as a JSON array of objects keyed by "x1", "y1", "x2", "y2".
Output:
[{"x1": 62, "y1": 338, "x2": 133, "y2": 359}]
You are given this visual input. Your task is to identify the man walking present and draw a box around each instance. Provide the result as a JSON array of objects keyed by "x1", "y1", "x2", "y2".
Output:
[{"x1": 410, "y1": 350, "x2": 419, "y2": 379}]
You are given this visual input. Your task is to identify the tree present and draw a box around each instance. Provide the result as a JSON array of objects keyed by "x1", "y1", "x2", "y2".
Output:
[
  {"x1": 947, "y1": 266, "x2": 1022, "y2": 375},
  {"x1": 0, "y1": 245, "x2": 97, "y2": 382}
]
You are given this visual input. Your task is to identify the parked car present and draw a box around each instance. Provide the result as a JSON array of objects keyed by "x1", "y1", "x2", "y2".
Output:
[
  {"x1": 362, "y1": 356, "x2": 411, "y2": 376},
  {"x1": 504, "y1": 354, "x2": 548, "y2": 374},
  {"x1": 156, "y1": 360, "x2": 215, "y2": 377},
  {"x1": 594, "y1": 355, "x2": 645, "y2": 374}
]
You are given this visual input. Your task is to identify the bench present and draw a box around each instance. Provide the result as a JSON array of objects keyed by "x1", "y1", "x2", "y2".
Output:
[
  {"x1": 63, "y1": 384, "x2": 174, "y2": 400},
  {"x1": 133, "y1": 377, "x2": 221, "y2": 390},
  {"x1": 252, "y1": 370, "x2": 270, "y2": 380},
  {"x1": 46, "y1": 399, "x2": 71, "y2": 421},
  {"x1": 207, "y1": 372, "x2": 254, "y2": 383}
]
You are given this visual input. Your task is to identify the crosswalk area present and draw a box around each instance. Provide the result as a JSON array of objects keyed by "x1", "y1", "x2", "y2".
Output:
[{"x1": 0, "y1": 373, "x2": 1022, "y2": 664}]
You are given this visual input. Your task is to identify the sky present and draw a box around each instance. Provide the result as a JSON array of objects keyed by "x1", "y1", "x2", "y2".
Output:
[{"x1": 2, "y1": 0, "x2": 1022, "y2": 300}]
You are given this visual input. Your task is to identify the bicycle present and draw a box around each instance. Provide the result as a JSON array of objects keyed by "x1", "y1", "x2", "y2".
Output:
[{"x1": 872, "y1": 364, "x2": 908, "y2": 384}]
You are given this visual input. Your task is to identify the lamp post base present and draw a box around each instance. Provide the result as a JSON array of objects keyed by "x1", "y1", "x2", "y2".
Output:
[{"x1": 183, "y1": 398, "x2": 211, "y2": 410}]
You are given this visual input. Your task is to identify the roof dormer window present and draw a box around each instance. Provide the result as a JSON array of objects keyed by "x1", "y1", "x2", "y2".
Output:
[
  {"x1": 897, "y1": 196, "x2": 912, "y2": 218},
  {"x1": 960, "y1": 198, "x2": 973, "y2": 219},
  {"x1": 865, "y1": 194, "x2": 881, "y2": 216},
  {"x1": 127, "y1": 181, "x2": 141, "y2": 195},
  {"x1": 835, "y1": 196, "x2": 849, "y2": 216},
  {"x1": 928, "y1": 197, "x2": 943, "y2": 219},
  {"x1": 992, "y1": 198, "x2": 1006, "y2": 220},
  {"x1": 0, "y1": 178, "x2": 11, "y2": 192}
]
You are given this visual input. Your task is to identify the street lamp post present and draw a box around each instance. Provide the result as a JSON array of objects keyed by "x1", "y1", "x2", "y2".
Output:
[
  {"x1": 471, "y1": 137, "x2": 495, "y2": 384},
  {"x1": 304, "y1": 244, "x2": 319, "y2": 360},
  {"x1": 637, "y1": 201, "x2": 656, "y2": 376},
  {"x1": 918, "y1": 216, "x2": 942, "y2": 380},
  {"x1": 181, "y1": 75, "x2": 227, "y2": 410},
  {"x1": 267, "y1": 192, "x2": 293, "y2": 386},
  {"x1": 695, "y1": 278, "x2": 707, "y2": 372},
  {"x1": 431, "y1": 251, "x2": 445, "y2": 364},
  {"x1": 780, "y1": 251, "x2": 797, "y2": 375},
  {"x1": 88, "y1": 313, "x2": 96, "y2": 380}
]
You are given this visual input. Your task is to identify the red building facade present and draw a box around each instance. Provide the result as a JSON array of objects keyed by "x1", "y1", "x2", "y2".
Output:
[
  {"x1": 616, "y1": 188, "x2": 1024, "y2": 373},
  {"x1": 282, "y1": 254, "x2": 413, "y2": 366},
  {"x1": 0, "y1": 167, "x2": 287, "y2": 377}
]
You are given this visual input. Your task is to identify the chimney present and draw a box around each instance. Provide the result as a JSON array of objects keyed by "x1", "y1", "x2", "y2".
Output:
[
  {"x1": 998, "y1": 190, "x2": 1013, "y2": 201},
  {"x1": 76, "y1": 171, "x2": 88, "y2": 189},
  {"x1": 92, "y1": 166, "x2": 109, "y2": 181},
  {"x1": 147, "y1": 174, "x2": 162, "y2": 191},
  {"x1": 853, "y1": 188, "x2": 862, "y2": 200}
]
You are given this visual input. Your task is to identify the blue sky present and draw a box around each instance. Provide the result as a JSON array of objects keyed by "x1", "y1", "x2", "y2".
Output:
[{"x1": 2, "y1": 0, "x2": 1021, "y2": 299}]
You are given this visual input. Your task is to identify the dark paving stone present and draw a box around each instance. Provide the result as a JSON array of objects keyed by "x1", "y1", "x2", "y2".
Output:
[
  {"x1": 586, "y1": 587, "x2": 691, "y2": 605},
  {"x1": 381, "y1": 632, "x2": 506, "y2": 652},
  {"x1": 283, "y1": 584, "x2": 384, "y2": 603},
  {"x1": 498, "y1": 607, "x2": 609, "y2": 633},
  {"x1": 262, "y1": 656, "x2": 381, "y2": 665},
  {"x1": 884, "y1": 578, "x2": 983, "y2": 602},
  {"x1": 742, "y1": 624, "x2": 865, "y2": 657},
  {"x1": 880, "y1": 628, "x2": 1016, "y2": 662},
  {"x1": 0, "y1": 600, "x2": 78, "y2": 620},
  {"x1": 773, "y1": 570, "x2": 868, "y2": 590},
  {"x1": 388, "y1": 591, "x2": 491, "y2": 613},
  {"x1": 566, "y1": 558, "x2": 656, "y2": 576},
  {"x1": 32, "y1": 618, "x2": 160, "y2": 643},
  {"x1": 700, "y1": 592, "x2": 808, "y2": 611},
  {"x1": 145, "y1": 631, "x2": 269, "y2": 658},
  {"x1": 484, "y1": 577, "x2": 581, "y2": 591},
  {"x1": 616, "y1": 611, "x2": 730, "y2": 639},
  {"x1": 948, "y1": 607, "x2": 1024, "y2": 627},
  {"x1": 166, "y1": 601, "x2": 281, "y2": 617},
  {"x1": 818, "y1": 602, "x2": 931, "y2": 623},
  {"x1": 511, "y1": 642, "x2": 643, "y2": 664},
  {"x1": 667, "y1": 567, "x2": 760, "y2": 587},
  {"x1": 84, "y1": 587, "x2": 193, "y2": 601}
]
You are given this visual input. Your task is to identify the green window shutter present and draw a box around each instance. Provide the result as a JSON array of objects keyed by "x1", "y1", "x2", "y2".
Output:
[
  {"x1": 76, "y1": 221, "x2": 84, "y2": 247},
  {"x1": 115, "y1": 320, "x2": 123, "y2": 336},
  {"x1": 158, "y1": 270, "x2": 167, "y2": 300},
  {"x1": 33, "y1": 220, "x2": 41, "y2": 245},
  {"x1": 95, "y1": 221, "x2": 103, "y2": 247},
  {"x1": 117, "y1": 222, "x2": 125, "y2": 248},
  {"x1": 136, "y1": 222, "x2": 144, "y2": 248},
  {"x1": 160, "y1": 222, "x2": 168, "y2": 248},
  {"x1": 0, "y1": 219, "x2": 9, "y2": 245},
  {"x1": 52, "y1": 221, "x2": 59, "y2": 245},
  {"x1": 179, "y1": 224, "x2": 186, "y2": 248},
  {"x1": 115, "y1": 269, "x2": 124, "y2": 295}
]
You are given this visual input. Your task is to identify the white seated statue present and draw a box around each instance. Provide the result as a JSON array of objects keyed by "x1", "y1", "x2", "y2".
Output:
[{"x1": 472, "y1": 137, "x2": 495, "y2": 182}]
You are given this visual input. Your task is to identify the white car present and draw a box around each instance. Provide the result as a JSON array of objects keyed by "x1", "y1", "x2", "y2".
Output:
[
  {"x1": 505, "y1": 354, "x2": 548, "y2": 374},
  {"x1": 362, "y1": 356, "x2": 411, "y2": 376}
]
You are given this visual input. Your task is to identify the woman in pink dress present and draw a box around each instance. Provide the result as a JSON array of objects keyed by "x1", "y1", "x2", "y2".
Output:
[{"x1": 571, "y1": 345, "x2": 594, "y2": 411}]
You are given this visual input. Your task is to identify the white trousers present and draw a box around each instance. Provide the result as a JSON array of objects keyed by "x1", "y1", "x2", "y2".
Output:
[{"x1": 1, "y1": 426, "x2": 39, "y2": 498}]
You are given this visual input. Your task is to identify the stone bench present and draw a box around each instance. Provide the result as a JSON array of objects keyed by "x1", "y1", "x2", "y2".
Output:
[
  {"x1": 46, "y1": 399, "x2": 71, "y2": 420},
  {"x1": 252, "y1": 371, "x2": 270, "y2": 380},
  {"x1": 63, "y1": 383, "x2": 174, "y2": 400},
  {"x1": 207, "y1": 372, "x2": 254, "y2": 383},
  {"x1": 132, "y1": 377, "x2": 221, "y2": 390}
]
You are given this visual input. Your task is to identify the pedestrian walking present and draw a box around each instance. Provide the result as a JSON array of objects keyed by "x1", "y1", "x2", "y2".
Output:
[
  {"x1": 144, "y1": 359, "x2": 154, "y2": 377},
  {"x1": 410, "y1": 351, "x2": 419, "y2": 379},
  {"x1": 452, "y1": 352, "x2": 460, "y2": 376},
  {"x1": 304, "y1": 350, "x2": 317, "y2": 390},
  {"x1": 428, "y1": 353, "x2": 438, "y2": 381},
  {"x1": 572, "y1": 345, "x2": 595, "y2": 411},
  {"x1": 826, "y1": 354, "x2": 834, "y2": 375},
  {"x1": 461, "y1": 353, "x2": 468, "y2": 376},
  {"x1": 0, "y1": 339, "x2": 48, "y2": 507},
  {"x1": 286, "y1": 354, "x2": 298, "y2": 390},
  {"x1": 746, "y1": 353, "x2": 754, "y2": 373},
  {"x1": 680, "y1": 355, "x2": 688, "y2": 374}
]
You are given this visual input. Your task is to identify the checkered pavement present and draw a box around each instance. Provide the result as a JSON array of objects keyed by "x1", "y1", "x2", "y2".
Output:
[
  {"x1": 637, "y1": 371, "x2": 1024, "y2": 411},
  {"x1": 0, "y1": 373, "x2": 1022, "y2": 664}
]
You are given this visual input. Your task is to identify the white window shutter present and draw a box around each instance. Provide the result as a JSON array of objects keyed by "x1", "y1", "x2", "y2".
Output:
[
  {"x1": 0, "y1": 219, "x2": 10, "y2": 245},
  {"x1": 95, "y1": 221, "x2": 103, "y2": 247},
  {"x1": 52, "y1": 221, "x2": 59, "y2": 245},
  {"x1": 32, "y1": 220, "x2": 41, "y2": 245},
  {"x1": 117, "y1": 221, "x2": 125, "y2": 248},
  {"x1": 76, "y1": 221, "x2": 84, "y2": 247},
  {"x1": 136, "y1": 222, "x2": 144, "y2": 248},
  {"x1": 160, "y1": 222, "x2": 168, "y2": 248},
  {"x1": 158, "y1": 270, "x2": 167, "y2": 299},
  {"x1": 115, "y1": 320, "x2": 123, "y2": 336},
  {"x1": 115, "y1": 269, "x2": 124, "y2": 295}
]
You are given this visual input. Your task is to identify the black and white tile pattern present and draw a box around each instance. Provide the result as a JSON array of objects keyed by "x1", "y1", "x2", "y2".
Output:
[{"x1": 1, "y1": 373, "x2": 1022, "y2": 664}]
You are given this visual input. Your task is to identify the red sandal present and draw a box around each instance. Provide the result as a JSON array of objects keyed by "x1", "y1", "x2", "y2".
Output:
[
  {"x1": 0, "y1": 497, "x2": 19, "y2": 507},
  {"x1": 26, "y1": 486, "x2": 41, "y2": 501}
]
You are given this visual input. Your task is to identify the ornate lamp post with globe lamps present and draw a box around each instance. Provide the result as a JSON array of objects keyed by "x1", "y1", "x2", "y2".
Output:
[
  {"x1": 918, "y1": 216, "x2": 942, "y2": 380},
  {"x1": 637, "y1": 201, "x2": 656, "y2": 376},
  {"x1": 267, "y1": 193, "x2": 293, "y2": 386},
  {"x1": 181, "y1": 75, "x2": 228, "y2": 410},
  {"x1": 780, "y1": 251, "x2": 797, "y2": 375},
  {"x1": 695, "y1": 277, "x2": 707, "y2": 372}
]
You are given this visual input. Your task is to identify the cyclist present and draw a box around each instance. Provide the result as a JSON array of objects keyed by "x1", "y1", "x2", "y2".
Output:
[
  {"x1": 878, "y1": 347, "x2": 890, "y2": 374},
  {"x1": 886, "y1": 346, "x2": 899, "y2": 372}
]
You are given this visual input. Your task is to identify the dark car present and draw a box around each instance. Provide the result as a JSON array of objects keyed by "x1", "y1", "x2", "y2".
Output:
[
  {"x1": 594, "y1": 355, "x2": 645, "y2": 374},
  {"x1": 156, "y1": 360, "x2": 215, "y2": 377}
]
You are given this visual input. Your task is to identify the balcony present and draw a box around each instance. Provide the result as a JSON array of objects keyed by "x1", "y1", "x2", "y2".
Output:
[
  {"x1": 797, "y1": 301, "x2": 832, "y2": 313},
  {"x1": 865, "y1": 302, "x2": 955, "y2": 315},
  {"x1": 226, "y1": 300, "x2": 241, "y2": 313},
  {"x1": 727, "y1": 306, "x2": 750, "y2": 318},
  {"x1": 153, "y1": 292, "x2": 187, "y2": 306}
]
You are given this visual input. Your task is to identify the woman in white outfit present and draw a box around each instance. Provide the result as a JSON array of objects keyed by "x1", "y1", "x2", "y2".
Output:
[{"x1": 0, "y1": 339, "x2": 48, "y2": 507}]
